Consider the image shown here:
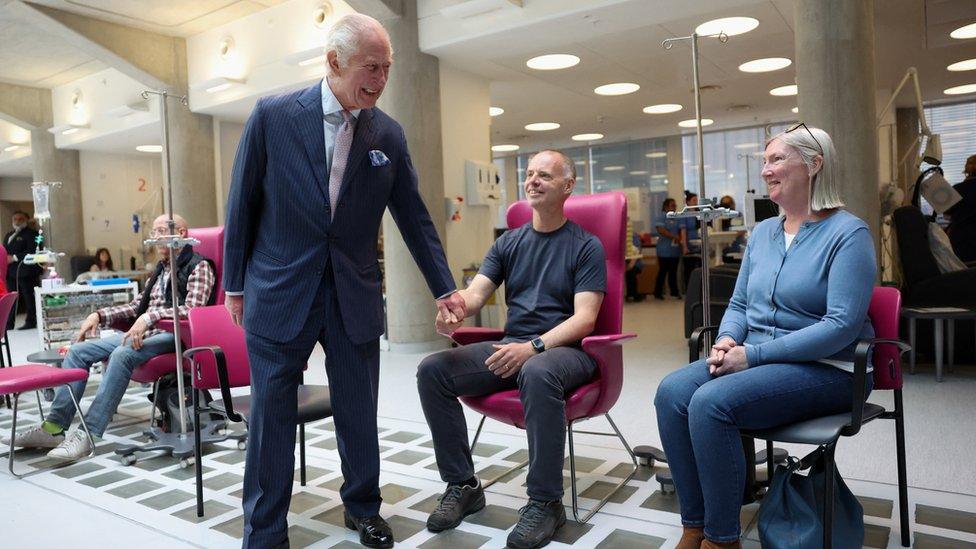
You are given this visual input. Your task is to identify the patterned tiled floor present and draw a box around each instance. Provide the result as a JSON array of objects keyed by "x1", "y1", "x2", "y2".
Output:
[{"x1": 3, "y1": 383, "x2": 976, "y2": 548}]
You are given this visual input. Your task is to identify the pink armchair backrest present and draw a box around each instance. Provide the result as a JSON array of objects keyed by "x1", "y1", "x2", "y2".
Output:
[
  {"x1": 869, "y1": 286, "x2": 903, "y2": 391},
  {"x1": 187, "y1": 305, "x2": 250, "y2": 390},
  {"x1": 187, "y1": 226, "x2": 224, "y2": 304},
  {"x1": 506, "y1": 192, "x2": 627, "y2": 335},
  {"x1": 0, "y1": 292, "x2": 18, "y2": 341}
]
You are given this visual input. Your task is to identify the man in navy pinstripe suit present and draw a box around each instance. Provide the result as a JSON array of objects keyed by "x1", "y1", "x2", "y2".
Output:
[{"x1": 223, "y1": 13, "x2": 465, "y2": 548}]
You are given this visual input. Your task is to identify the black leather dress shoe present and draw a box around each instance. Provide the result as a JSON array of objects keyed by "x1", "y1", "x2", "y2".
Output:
[{"x1": 344, "y1": 511, "x2": 394, "y2": 548}]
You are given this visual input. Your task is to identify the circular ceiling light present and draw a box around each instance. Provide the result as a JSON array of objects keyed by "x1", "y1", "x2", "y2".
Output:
[
  {"x1": 526, "y1": 54, "x2": 580, "y2": 70},
  {"x1": 594, "y1": 82, "x2": 640, "y2": 96},
  {"x1": 769, "y1": 84, "x2": 798, "y2": 96},
  {"x1": 489, "y1": 107, "x2": 505, "y2": 117},
  {"x1": 734, "y1": 142, "x2": 759, "y2": 149},
  {"x1": 491, "y1": 144, "x2": 519, "y2": 152},
  {"x1": 645, "y1": 151, "x2": 667, "y2": 158},
  {"x1": 643, "y1": 103, "x2": 683, "y2": 114},
  {"x1": 525, "y1": 122, "x2": 560, "y2": 131},
  {"x1": 603, "y1": 165, "x2": 625, "y2": 171},
  {"x1": 738, "y1": 57, "x2": 792, "y2": 73},
  {"x1": 950, "y1": 22, "x2": 976, "y2": 39},
  {"x1": 678, "y1": 118, "x2": 714, "y2": 128},
  {"x1": 136, "y1": 145, "x2": 163, "y2": 153},
  {"x1": 629, "y1": 170, "x2": 648, "y2": 175},
  {"x1": 948, "y1": 58, "x2": 976, "y2": 72},
  {"x1": 696, "y1": 17, "x2": 759, "y2": 37},
  {"x1": 944, "y1": 83, "x2": 976, "y2": 95},
  {"x1": 791, "y1": 106, "x2": 799, "y2": 113},
  {"x1": 572, "y1": 133, "x2": 604, "y2": 141}
]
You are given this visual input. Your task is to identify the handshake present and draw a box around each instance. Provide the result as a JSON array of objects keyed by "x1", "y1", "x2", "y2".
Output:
[{"x1": 434, "y1": 291, "x2": 468, "y2": 336}]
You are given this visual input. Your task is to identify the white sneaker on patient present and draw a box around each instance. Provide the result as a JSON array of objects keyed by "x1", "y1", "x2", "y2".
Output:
[
  {"x1": 47, "y1": 430, "x2": 94, "y2": 461},
  {"x1": 1, "y1": 425, "x2": 64, "y2": 449}
]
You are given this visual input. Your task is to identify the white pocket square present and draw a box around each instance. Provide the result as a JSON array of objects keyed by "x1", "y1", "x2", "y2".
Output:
[{"x1": 369, "y1": 150, "x2": 390, "y2": 166}]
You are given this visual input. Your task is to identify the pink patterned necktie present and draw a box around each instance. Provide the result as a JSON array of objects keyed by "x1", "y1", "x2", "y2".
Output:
[{"x1": 328, "y1": 110, "x2": 354, "y2": 219}]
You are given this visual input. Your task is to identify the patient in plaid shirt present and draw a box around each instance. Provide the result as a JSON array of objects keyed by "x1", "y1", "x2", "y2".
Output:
[{"x1": 1, "y1": 214, "x2": 215, "y2": 461}]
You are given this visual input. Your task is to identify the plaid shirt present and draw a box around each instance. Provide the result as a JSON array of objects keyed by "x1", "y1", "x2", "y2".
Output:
[{"x1": 98, "y1": 258, "x2": 215, "y2": 337}]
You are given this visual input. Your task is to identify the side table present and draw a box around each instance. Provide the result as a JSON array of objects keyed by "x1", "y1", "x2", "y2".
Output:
[{"x1": 900, "y1": 307, "x2": 976, "y2": 382}]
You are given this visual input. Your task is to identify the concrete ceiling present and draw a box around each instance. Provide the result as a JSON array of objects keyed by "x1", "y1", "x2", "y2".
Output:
[
  {"x1": 0, "y1": 0, "x2": 286, "y2": 88},
  {"x1": 422, "y1": 0, "x2": 976, "y2": 153}
]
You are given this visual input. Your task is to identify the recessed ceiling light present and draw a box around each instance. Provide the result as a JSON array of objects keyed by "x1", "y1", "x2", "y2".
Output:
[
  {"x1": 525, "y1": 122, "x2": 560, "y2": 131},
  {"x1": 678, "y1": 118, "x2": 714, "y2": 128},
  {"x1": 950, "y1": 22, "x2": 976, "y2": 39},
  {"x1": 594, "y1": 83, "x2": 640, "y2": 96},
  {"x1": 526, "y1": 54, "x2": 580, "y2": 70},
  {"x1": 572, "y1": 133, "x2": 604, "y2": 141},
  {"x1": 948, "y1": 59, "x2": 976, "y2": 72},
  {"x1": 645, "y1": 152, "x2": 667, "y2": 158},
  {"x1": 48, "y1": 123, "x2": 89, "y2": 135},
  {"x1": 791, "y1": 106, "x2": 799, "y2": 113},
  {"x1": 136, "y1": 145, "x2": 163, "y2": 153},
  {"x1": 194, "y1": 76, "x2": 246, "y2": 94},
  {"x1": 651, "y1": 174, "x2": 667, "y2": 179},
  {"x1": 944, "y1": 83, "x2": 976, "y2": 95},
  {"x1": 738, "y1": 57, "x2": 792, "y2": 73},
  {"x1": 491, "y1": 144, "x2": 519, "y2": 152},
  {"x1": 734, "y1": 142, "x2": 759, "y2": 149},
  {"x1": 696, "y1": 17, "x2": 759, "y2": 37},
  {"x1": 629, "y1": 170, "x2": 648, "y2": 175},
  {"x1": 770, "y1": 84, "x2": 798, "y2": 96},
  {"x1": 3, "y1": 145, "x2": 21, "y2": 152},
  {"x1": 643, "y1": 103, "x2": 683, "y2": 114},
  {"x1": 489, "y1": 107, "x2": 504, "y2": 117},
  {"x1": 603, "y1": 166, "x2": 625, "y2": 171}
]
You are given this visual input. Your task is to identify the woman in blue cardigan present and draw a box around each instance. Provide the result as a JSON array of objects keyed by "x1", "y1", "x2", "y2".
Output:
[{"x1": 654, "y1": 125, "x2": 876, "y2": 549}]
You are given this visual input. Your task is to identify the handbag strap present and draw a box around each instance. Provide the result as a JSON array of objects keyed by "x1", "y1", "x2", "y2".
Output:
[{"x1": 797, "y1": 445, "x2": 827, "y2": 471}]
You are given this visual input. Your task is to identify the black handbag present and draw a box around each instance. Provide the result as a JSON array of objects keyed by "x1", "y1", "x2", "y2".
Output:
[{"x1": 758, "y1": 446, "x2": 864, "y2": 549}]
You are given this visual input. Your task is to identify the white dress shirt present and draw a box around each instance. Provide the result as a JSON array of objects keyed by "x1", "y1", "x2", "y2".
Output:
[{"x1": 321, "y1": 78, "x2": 361, "y2": 175}]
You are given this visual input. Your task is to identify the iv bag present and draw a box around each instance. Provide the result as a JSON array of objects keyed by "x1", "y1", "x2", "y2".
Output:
[{"x1": 32, "y1": 183, "x2": 51, "y2": 220}]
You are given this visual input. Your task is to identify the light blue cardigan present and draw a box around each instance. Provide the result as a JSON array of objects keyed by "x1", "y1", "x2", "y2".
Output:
[{"x1": 716, "y1": 209, "x2": 876, "y2": 371}]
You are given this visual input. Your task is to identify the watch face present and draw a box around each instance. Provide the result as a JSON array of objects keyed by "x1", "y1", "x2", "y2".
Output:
[{"x1": 531, "y1": 338, "x2": 544, "y2": 352}]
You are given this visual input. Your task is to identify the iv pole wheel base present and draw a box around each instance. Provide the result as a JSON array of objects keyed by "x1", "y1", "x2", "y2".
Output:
[
  {"x1": 633, "y1": 445, "x2": 668, "y2": 467},
  {"x1": 120, "y1": 454, "x2": 137, "y2": 466}
]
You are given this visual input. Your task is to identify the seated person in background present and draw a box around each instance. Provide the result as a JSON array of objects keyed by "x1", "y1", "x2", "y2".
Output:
[
  {"x1": 654, "y1": 198, "x2": 682, "y2": 300},
  {"x1": 89, "y1": 247, "x2": 115, "y2": 272},
  {"x1": 1, "y1": 214, "x2": 215, "y2": 462},
  {"x1": 654, "y1": 125, "x2": 876, "y2": 549},
  {"x1": 946, "y1": 154, "x2": 976, "y2": 262},
  {"x1": 417, "y1": 150, "x2": 606, "y2": 549}
]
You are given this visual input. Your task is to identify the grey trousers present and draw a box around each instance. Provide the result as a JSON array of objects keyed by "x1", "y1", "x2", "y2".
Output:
[{"x1": 417, "y1": 340, "x2": 597, "y2": 501}]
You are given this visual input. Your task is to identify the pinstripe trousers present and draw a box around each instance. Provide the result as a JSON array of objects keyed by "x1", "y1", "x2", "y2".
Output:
[{"x1": 242, "y1": 265, "x2": 381, "y2": 548}]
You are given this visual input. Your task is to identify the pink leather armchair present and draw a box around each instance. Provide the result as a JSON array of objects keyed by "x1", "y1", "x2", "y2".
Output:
[{"x1": 451, "y1": 192, "x2": 637, "y2": 523}]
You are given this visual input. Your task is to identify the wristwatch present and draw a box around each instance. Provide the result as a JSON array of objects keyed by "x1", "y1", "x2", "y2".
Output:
[{"x1": 530, "y1": 337, "x2": 546, "y2": 353}]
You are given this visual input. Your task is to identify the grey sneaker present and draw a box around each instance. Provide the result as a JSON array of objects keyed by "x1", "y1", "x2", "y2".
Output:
[
  {"x1": 426, "y1": 482, "x2": 486, "y2": 532},
  {"x1": 1, "y1": 425, "x2": 64, "y2": 449},
  {"x1": 506, "y1": 499, "x2": 566, "y2": 549},
  {"x1": 47, "y1": 430, "x2": 94, "y2": 462}
]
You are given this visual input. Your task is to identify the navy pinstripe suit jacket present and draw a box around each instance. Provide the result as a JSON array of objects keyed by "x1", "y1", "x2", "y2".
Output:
[{"x1": 223, "y1": 80, "x2": 455, "y2": 344}]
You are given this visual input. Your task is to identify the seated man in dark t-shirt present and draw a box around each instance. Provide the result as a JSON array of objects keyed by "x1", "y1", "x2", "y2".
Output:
[{"x1": 417, "y1": 150, "x2": 606, "y2": 549}]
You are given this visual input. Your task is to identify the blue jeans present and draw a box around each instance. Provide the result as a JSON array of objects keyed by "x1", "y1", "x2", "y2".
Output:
[
  {"x1": 47, "y1": 332, "x2": 176, "y2": 437},
  {"x1": 653, "y1": 359, "x2": 871, "y2": 543}
]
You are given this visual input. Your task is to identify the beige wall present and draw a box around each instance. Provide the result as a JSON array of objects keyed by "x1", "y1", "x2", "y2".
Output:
[
  {"x1": 79, "y1": 151, "x2": 163, "y2": 269},
  {"x1": 213, "y1": 119, "x2": 244, "y2": 224}
]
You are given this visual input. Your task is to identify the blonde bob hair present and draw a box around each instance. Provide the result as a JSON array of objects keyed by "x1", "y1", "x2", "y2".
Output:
[{"x1": 766, "y1": 125, "x2": 844, "y2": 212}]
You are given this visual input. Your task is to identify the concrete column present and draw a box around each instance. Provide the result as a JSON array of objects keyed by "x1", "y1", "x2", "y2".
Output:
[
  {"x1": 164, "y1": 104, "x2": 217, "y2": 227},
  {"x1": 30, "y1": 129, "x2": 84, "y2": 277},
  {"x1": 377, "y1": 0, "x2": 449, "y2": 350},
  {"x1": 794, "y1": 0, "x2": 880, "y2": 250}
]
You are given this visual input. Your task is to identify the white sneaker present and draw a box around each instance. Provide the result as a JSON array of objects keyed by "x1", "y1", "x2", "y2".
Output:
[
  {"x1": 0, "y1": 425, "x2": 65, "y2": 449},
  {"x1": 47, "y1": 430, "x2": 94, "y2": 462}
]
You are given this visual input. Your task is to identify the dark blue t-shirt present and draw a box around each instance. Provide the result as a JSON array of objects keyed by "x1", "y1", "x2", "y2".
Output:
[{"x1": 479, "y1": 220, "x2": 606, "y2": 340}]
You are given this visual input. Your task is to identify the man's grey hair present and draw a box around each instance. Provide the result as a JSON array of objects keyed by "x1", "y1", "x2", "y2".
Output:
[
  {"x1": 767, "y1": 125, "x2": 843, "y2": 212},
  {"x1": 325, "y1": 13, "x2": 392, "y2": 74},
  {"x1": 532, "y1": 149, "x2": 577, "y2": 180}
]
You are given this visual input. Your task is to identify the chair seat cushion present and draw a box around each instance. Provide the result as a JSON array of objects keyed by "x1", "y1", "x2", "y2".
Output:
[
  {"x1": 743, "y1": 403, "x2": 886, "y2": 445},
  {"x1": 131, "y1": 353, "x2": 180, "y2": 384},
  {"x1": 212, "y1": 385, "x2": 332, "y2": 424},
  {"x1": 459, "y1": 380, "x2": 601, "y2": 430},
  {"x1": 0, "y1": 364, "x2": 88, "y2": 395}
]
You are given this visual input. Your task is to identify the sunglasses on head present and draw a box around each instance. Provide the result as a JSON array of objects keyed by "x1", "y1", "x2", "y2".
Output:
[{"x1": 785, "y1": 122, "x2": 824, "y2": 155}]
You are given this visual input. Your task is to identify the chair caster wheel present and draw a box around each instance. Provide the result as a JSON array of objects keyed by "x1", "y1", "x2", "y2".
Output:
[
  {"x1": 755, "y1": 447, "x2": 789, "y2": 465},
  {"x1": 120, "y1": 454, "x2": 137, "y2": 466},
  {"x1": 42, "y1": 388, "x2": 55, "y2": 402},
  {"x1": 633, "y1": 445, "x2": 667, "y2": 467},
  {"x1": 237, "y1": 440, "x2": 246, "y2": 451},
  {"x1": 655, "y1": 470, "x2": 675, "y2": 494},
  {"x1": 179, "y1": 457, "x2": 194, "y2": 469}
]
